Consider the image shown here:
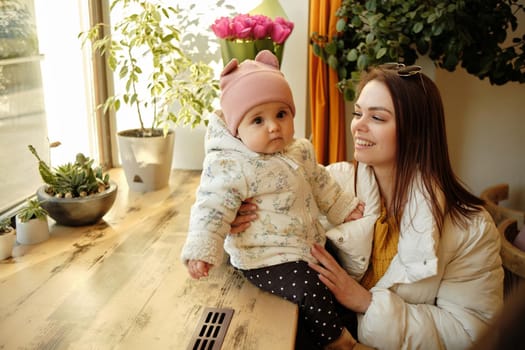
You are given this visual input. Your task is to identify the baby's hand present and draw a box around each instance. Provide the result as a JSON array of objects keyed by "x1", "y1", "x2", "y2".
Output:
[
  {"x1": 187, "y1": 260, "x2": 214, "y2": 279},
  {"x1": 344, "y1": 201, "x2": 365, "y2": 222}
]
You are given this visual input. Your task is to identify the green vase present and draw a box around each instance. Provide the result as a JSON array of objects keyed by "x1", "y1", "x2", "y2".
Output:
[
  {"x1": 254, "y1": 38, "x2": 284, "y2": 64},
  {"x1": 220, "y1": 39, "x2": 284, "y2": 66},
  {"x1": 249, "y1": 0, "x2": 288, "y2": 20}
]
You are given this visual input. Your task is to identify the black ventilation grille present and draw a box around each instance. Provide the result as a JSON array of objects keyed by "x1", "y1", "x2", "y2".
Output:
[{"x1": 187, "y1": 307, "x2": 234, "y2": 350}]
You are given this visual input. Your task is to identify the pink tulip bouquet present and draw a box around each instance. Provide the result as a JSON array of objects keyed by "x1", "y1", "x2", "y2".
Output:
[{"x1": 211, "y1": 13, "x2": 294, "y2": 65}]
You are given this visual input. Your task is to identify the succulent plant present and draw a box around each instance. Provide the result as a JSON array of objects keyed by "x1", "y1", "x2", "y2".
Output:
[
  {"x1": 0, "y1": 217, "x2": 14, "y2": 234},
  {"x1": 16, "y1": 199, "x2": 48, "y2": 223},
  {"x1": 28, "y1": 145, "x2": 110, "y2": 198}
]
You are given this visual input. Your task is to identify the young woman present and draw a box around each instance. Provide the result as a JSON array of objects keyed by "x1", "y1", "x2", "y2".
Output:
[{"x1": 232, "y1": 64, "x2": 504, "y2": 349}]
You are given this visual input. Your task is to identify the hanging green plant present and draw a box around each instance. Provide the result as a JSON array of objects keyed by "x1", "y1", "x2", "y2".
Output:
[{"x1": 311, "y1": 0, "x2": 525, "y2": 101}]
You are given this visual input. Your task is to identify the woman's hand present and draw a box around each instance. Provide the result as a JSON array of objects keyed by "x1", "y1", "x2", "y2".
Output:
[
  {"x1": 230, "y1": 199, "x2": 258, "y2": 234},
  {"x1": 187, "y1": 260, "x2": 214, "y2": 279},
  {"x1": 309, "y1": 243, "x2": 372, "y2": 313}
]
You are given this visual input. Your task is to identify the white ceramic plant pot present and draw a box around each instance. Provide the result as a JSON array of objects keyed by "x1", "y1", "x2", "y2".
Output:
[
  {"x1": 15, "y1": 215, "x2": 50, "y2": 245},
  {"x1": 118, "y1": 129, "x2": 175, "y2": 192},
  {"x1": 0, "y1": 229, "x2": 16, "y2": 260}
]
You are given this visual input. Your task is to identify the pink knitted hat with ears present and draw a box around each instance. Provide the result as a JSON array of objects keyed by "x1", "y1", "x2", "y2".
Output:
[{"x1": 220, "y1": 50, "x2": 295, "y2": 136}]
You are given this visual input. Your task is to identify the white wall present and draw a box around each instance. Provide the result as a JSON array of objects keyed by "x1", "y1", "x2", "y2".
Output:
[
  {"x1": 438, "y1": 68, "x2": 525, "y2": 209},
  {"x1": 278, "y1": 1, "x2": 309, "y2": 138}
]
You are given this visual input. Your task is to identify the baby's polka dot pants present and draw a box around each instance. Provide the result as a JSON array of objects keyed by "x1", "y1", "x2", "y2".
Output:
[{"x1": 241, "y1": 260, "x2": 345, "y2": 347}]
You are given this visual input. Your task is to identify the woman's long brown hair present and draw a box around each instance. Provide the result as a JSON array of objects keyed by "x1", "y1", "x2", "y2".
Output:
[{"x1": 356, "y1": 67, "x2": 484, "y2": 233}]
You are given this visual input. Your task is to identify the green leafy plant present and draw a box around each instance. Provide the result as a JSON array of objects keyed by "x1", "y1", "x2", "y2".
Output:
[
  {"x1": 0, "y1": 217, "x2": 14, "y2": 234},
  {"x1": 17, "y1": 199, "x2": 48, "y2": 223},
  {"x1": 311, "y1": 0, "x2": 525, "y2": 101},
  {"x1": 28, "y1": 145, "x2": 110, "y2": 198},
  {"x1": 78, "y1": 0, "x2": 219, "y2": 136}
]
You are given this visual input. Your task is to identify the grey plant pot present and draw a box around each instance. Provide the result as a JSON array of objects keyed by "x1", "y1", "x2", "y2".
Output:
[{"x1": 36, "y1": 181, "x2": 118, "y2": 226}]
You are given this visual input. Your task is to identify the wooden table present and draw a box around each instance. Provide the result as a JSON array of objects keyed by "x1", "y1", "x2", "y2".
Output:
[{"x1": 0, "y1": 168, "x2": 297, "y2": 349}]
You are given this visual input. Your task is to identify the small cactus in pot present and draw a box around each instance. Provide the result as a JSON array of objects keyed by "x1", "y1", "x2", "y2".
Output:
[
  {"x1": 28, "y1": 145, "x2": 117, "y2": 226},
  {"x1": 28, "y1": 145, "x2": 110, "y2": 198}
]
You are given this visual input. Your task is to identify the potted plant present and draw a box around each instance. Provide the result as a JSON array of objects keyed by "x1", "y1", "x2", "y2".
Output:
[
  {"x1": 79, "y1": 0, "x2": 219, "y2": 192},
  {"x1": 15, "y1": 198, "x2": 50, "y2": 245},
  {"x1": 0, "y1": 217, "x2": 16, "y2": 260},
  {"x1": 28, "y1": 145, "x2": 118, "y2": 227},
  {"x1": 310, "y1": 0, "x2": 525, "y2": 101}
]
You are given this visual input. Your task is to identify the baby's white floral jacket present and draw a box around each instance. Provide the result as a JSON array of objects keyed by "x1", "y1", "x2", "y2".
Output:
[{"x1": 181, "y1": 113, "x2": 360, "y2": 270}]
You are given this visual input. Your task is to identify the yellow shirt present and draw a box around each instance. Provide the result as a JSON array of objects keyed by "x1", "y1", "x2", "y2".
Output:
[{"x1": 361, "y1": 202, "x2": 400, "y2": 290}]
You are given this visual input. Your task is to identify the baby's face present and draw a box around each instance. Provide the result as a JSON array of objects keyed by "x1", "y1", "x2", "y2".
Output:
[{"x1": 237, "y1": 101, "x2": 294, "y2": 154}]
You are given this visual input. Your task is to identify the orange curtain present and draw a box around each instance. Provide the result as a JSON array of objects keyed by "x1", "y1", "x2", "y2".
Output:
[{"x1": 308, "y1": 0, "x2": 346, "y2": 165}]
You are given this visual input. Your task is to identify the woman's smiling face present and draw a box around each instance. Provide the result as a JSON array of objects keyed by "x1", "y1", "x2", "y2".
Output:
[{"x1": 350, "y1": 80, "x2": 397, "y2": 171}]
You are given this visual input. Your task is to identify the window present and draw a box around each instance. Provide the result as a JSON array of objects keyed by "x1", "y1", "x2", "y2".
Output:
[{"x1": 0, "y1": 0, "x2": 94, "y2": 213}]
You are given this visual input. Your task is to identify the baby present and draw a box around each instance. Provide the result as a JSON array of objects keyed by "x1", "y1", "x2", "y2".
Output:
[{"x1": 181, "y1": 50, "x2": 366, "y2": 348}]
